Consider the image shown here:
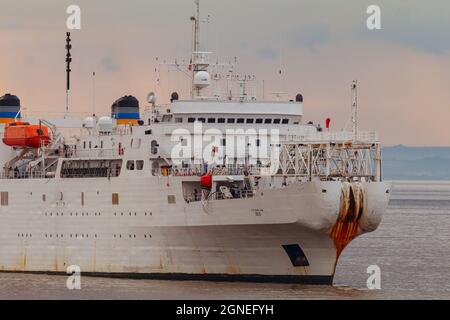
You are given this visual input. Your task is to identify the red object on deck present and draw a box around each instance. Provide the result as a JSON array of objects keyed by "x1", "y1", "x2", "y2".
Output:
[
  {"x1": 3, "y1": 122, "x2": 51, "y2": 148},
  {"x1": 200, "y1": 174, "x2": 213, "y2": 190},
  {"x1": 326, "y1": 118, "x2": 331, "y2": 129}
]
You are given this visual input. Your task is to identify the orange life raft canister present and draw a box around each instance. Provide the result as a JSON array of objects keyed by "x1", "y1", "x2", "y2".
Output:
[{"x1": 3, "y1": 122, "x2": 51, "y2": 148}]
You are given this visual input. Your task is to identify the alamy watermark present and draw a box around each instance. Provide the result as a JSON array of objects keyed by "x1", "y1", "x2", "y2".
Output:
[
  {"x1": 367, "y1": 5, "x2": 381, "y2": 30},
  {"x1": 66, "y1": 5, "x2": 81, "y2": 30},
  {"x1": 170, "y1": 122, "x2": 281, "y2": 176},
  {"x1": 366, "y1": 265, "x2": 381, "y2": 289},
  {"x1": 66, "y1": 265, "x2": 81, "y2": 290}
]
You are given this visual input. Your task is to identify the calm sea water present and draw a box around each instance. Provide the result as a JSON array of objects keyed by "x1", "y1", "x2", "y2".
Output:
[{"x1": 1, "y1": 181, "x2": 449, "y2": 300}]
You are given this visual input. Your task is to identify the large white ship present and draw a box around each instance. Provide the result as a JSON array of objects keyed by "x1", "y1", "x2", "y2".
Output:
[{"x1": 0, "y1": 1, "x2": 390, "y2": 284}]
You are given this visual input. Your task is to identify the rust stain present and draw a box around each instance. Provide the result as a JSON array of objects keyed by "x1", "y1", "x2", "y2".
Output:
[
  {"x1": 159, "y1": 256, "x2": 164, "y2": 270},
  {"x1": 200, "y1": 265, "x2": 207, "y2": 274},
  {"x1": 329, "y1": 183, "x2": 365, "y2": 261},
  {"x1": 54, "y1": 255, "x2": 58, "y2": 272},
  {"x1": 225, "y1": 265, "x2": 241, "y2": 274},
  {"x1": 22, "y1": 250, "x2": 27, "y2": 270}
]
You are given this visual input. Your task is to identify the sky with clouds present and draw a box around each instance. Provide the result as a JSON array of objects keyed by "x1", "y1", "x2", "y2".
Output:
[{"x1": 1, "y1": 0, "x2": 450, "y2": 146}]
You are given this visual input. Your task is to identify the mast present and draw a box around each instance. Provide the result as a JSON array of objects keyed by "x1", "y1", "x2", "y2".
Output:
[
  {"x1": 190, "y1": 0, "x2": 201, "y2": 98},
  {"x1": 65, "y1": 32, "x2": 72, "y2": 119},
  {"x1": 193, "y1": 0, "x2": 200, "y2": 55},
  {"x1": 351, "y1": 80, "x2": 358, "y2": 142}
]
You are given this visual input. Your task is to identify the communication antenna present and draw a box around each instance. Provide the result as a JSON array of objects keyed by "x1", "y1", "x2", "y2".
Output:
[
  {"x1": 92, "y1": 71, "x2": 96, "y2": 116},
  {"x1": 351, "y1": 80, "x2": 358, "y2": 142},
  {"x1": 65, "y1": 32, "x2": 72, "y2": 119}
]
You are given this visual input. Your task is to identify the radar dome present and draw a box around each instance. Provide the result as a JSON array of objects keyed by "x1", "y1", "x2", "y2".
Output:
[
  {"x1": 97, "y1": 116, "x2": 113, "y2": 133},
  {"x1": 193, "y1": 71, "x2": 211, "y2": 89},
  {"x1": 82, "y1": 117, "x2": 95, "y2": 129}
]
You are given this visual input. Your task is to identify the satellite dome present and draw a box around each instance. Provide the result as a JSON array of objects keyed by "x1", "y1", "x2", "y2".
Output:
[
  {"x1": 193, "y1": 71, "x2": 211, "y2": 89},
  {"x1": 82, "y1": 117, "x2": 95, "y2": 129},
  {"x1": 97, "y1": 116, "x2": 114, "y2": 133}
]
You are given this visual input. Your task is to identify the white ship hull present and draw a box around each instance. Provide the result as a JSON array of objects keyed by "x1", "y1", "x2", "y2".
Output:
[{"x1": 0, "y1": 176, "x2": 390, "y2": 283}]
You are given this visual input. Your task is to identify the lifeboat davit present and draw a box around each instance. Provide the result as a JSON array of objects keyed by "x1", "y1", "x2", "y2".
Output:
[{"x1": 3, "y1": 122, "x2": 51, "y2": 148}]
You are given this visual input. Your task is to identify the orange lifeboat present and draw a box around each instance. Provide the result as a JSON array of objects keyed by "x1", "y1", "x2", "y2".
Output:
[{"x1": 3, "y1": 122, "x2": 51, "y2": 148}]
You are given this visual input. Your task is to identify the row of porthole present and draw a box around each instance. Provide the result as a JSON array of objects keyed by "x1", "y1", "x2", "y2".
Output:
[
  {"x1": 113, "y1": 212, "x2": 153, "y2": 216},
  {"x1": 38, "y1": 233, "x2": 152, "y2": 239},
  {"x1": 43, "y1": 212, "x2": 153, "y2": 217},
  {"x1": 45, "y1": 234, "x2": 98, "y2": 239},
  {"x1": 44, "y1": 212, "x2": 102, "y2": 217},
  {"x1": 18, "y1": 234, "x2": 32, "y2": 238},
  {"x1": 113, "y1": 234, "x2": 152, "y2": 239}
]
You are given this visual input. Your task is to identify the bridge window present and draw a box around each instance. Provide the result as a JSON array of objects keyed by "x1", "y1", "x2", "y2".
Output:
[
  {"x1": 264, "y1": 119, "x2": 272, "y2": 124},
  {"x1": 255, "y1": 119, "x2": 263, "y2": 124},
  {"x1": 273, "y1": 119, "x2": 281, "y2": 124},
  {"x1": 246, "y1": 119, "x2": 254, "y2": 124},
  {"x1": 188, "y1": 118, "x2": 195, "y2": 123},
  {"x1": 218, "y1": 118, "x2": 225, "y2": 123},
  {"x1": 208, "y1": 118, "x2": 216, "y2": 123},
  {"x1": 227, "y1": 118, "x2": 235, "y2": 124},
  {"x1": 237, "y1": 118, "x2": 244, "y2": 124},
  {"x1": 282, "y1": 119, "x2": 289, "y2": 124},
  {"x1": 197, "y1": 118, "x2": 206, "y2": 123},
  {"x1": 175, "y1": 117, "x2": 183, "y2": 123}
]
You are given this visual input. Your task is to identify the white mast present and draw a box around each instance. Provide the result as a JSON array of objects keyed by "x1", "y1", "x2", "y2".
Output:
[
  {"x1": 190, "y1": 0, "x2": 211, "y2": 99},
  {"x1": 351, "y1": 80, "x2": 358, "y2": 142}
]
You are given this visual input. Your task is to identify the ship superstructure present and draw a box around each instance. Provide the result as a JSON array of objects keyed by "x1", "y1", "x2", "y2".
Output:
[{"x1": 0, "y1": 1, "x2": 390, "y2": 284}]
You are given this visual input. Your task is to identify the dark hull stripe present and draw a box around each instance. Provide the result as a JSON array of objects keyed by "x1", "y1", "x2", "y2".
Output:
[{"x1": 0, "y1": 270, "x2": 334, "y2": 285}]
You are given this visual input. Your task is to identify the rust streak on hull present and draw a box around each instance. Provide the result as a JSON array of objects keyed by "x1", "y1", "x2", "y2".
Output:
[{"x1": 329, "y1": 182, "x2": 365, "y2": 260}]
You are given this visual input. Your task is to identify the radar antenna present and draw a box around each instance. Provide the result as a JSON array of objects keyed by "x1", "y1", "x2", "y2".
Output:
[{"x1": 65, "y1": 32, "x2": 72, "y2": 119}]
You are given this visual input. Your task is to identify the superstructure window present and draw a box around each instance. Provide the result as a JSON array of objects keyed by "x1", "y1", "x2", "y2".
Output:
[
  {"x1": 126, "y1": 160, "x2": 135, "y2": 170},
  {"x1": 175, "y1": 117, "x2": 183, "y2": 123},
  {"x1": 136, "y1": 160, "x2": 144, "y2": 170},
  {"x1": 246, "y1": 119, "x2": 254, "y2": 124},
  {"x1": 264, "y1": 119, "x2": 272, "y2": 124},
  {"x1": 273, "y1": 119, "x2": 281, "y2": 124},
  {"x1": 197, "y1": 118, "x2": 206, "y2": 123},
  {"x1": 61, "y1": 159, "x2": 122, "y2": 178},
  {"x1": 227, "y1": 119, "x2": 235, "y2": 124},
  {"x1": 188, "y1": 118, "x2": 195, "y2": 123},
  {"x1": 208, "y1": 118, "x2": 216, "y2": 123},
  {"x1": 218, "y1": 118, "x2": 225, "y2": 123},
  {"x1": 0, "y1": 192, "x2": 8, "y2": 206},
  {"x1": 112, "y1": 193, "x2": 119, "y2": 205},
  {"x1": 237, "y1": 118, "x2": 245, "y2": 124},
  {"x1": 255, "y1": 119, "x2": 263, "y2": 124},
  {"x1": 282, "y1": 119, "x2": 289, "y2": 124}
]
